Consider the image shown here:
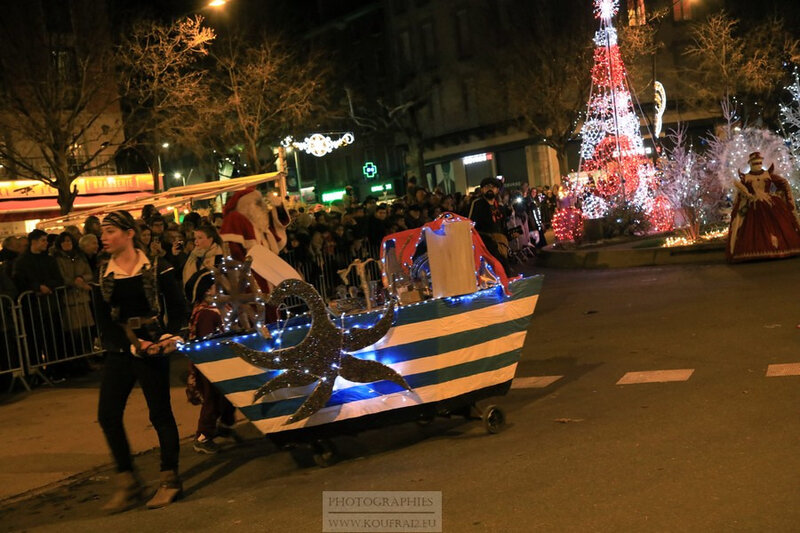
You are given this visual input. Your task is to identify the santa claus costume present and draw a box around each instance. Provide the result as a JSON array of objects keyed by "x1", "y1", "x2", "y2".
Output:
[{"x1": 219, "y1": 188, "x2": 300, "y2": 320}]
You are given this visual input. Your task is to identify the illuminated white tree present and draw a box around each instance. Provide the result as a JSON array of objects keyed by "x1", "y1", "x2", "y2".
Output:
[
  {"x1": 658, "y1": 126, "x2": 722, "y2": 240},
  {"x1": 705, "y1": 102, "x2": 796, "y2": 192},
  {"x1": 781, "y1": 71, "x2": 800, "y2": 170}
]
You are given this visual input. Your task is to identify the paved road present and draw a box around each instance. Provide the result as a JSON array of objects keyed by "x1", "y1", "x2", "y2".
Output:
[{"x1": 2, "y1": 259, "x2": 800, "y2": 532}]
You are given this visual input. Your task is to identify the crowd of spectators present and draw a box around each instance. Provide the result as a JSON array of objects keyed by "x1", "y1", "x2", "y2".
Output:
[
  {"x1": 0, "y1": 177, "x2": 560, "y2": 301},
  {"x1": 279, "y1": 177, "x2": 560, "y2": 273},
  {"x1": 0, "y1": 176, "x2": 560, "y2": 383}
]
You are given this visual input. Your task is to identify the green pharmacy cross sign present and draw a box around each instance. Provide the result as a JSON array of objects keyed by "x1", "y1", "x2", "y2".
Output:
[{"x1": 362, "y1": 162, "x2": 378, "y2": 179}]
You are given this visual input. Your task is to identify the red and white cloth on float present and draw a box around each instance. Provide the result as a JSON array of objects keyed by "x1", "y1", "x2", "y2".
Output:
[{"x1": 380, "y1": 212, "x2": 512, "y2": 295}]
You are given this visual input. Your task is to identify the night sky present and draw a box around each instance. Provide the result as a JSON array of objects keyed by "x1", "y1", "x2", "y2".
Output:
[{"x1": 109, "y1": 0, "x2": 377, "y2": 32}]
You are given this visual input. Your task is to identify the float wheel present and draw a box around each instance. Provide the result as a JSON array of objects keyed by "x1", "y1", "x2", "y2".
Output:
[{"x1": 482, "y1": 405, "x2": 505, "y2": 434}]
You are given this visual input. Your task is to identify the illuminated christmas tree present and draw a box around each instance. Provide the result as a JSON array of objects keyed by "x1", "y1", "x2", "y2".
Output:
[{"x1": 579, "y1": 0, "x2": 656, "y2": 212}]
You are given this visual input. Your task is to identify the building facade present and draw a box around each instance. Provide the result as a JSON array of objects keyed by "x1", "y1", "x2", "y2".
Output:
[
  {"x1": 383, "y1": 0, "x2": 562, "y2": 193},
  {"x1": 0, "y1": 0, "x2": 126, "y2": 227},
  {"x1": 381, "y1": 0, "x2": 735, "y2": 194}
]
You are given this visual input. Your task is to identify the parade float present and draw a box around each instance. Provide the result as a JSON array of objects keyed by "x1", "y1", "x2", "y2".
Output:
[{"x1": 181, "y1": 213, "x2": 542, "y2": 466}]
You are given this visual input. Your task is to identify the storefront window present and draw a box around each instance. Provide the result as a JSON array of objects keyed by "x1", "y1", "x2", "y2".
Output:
[
  {"x1": 627, "y1": 0, "x2": 646, "y2": 26},
  {"x1": 673, "y1": 0, "x2": 692, "y2": 21}
]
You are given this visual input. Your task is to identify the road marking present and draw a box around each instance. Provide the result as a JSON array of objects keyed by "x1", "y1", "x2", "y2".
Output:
[
  {"x1": 511, "y1": 376, "x2": 563, "y2": 389},
  {"x1": 616, "y1": 369, "x2": 694, "y2": 385},
  {"x1": 766, "y1": 363, "x2": 800, "y2": 377}
]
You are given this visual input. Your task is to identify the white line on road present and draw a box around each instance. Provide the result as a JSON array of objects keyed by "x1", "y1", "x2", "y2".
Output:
[
  {"x1": 511, "y1": 376, "x2": 563, "y2": 389},
  {"x1": 616, "y1": 369, "x2": 694, "y2": 385},
  {"x1": 766, "y1": 363, "x2": 800, "y2": 377}
]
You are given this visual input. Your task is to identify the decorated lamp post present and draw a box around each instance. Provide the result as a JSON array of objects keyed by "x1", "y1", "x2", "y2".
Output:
[{"x1": 280, "y1": 132, "x2": 354, "y2": 196}]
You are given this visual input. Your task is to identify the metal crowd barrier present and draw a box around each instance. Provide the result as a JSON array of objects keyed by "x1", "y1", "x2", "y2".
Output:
[
  {"x1": 279, "y1": 243, "x2": 383, "y2": 314},
  {"x1": 1, "y1": 244, "x2": 388, "y2": 391},
  {"x1": 0, "y1": 294, "x2": 26, "y2": 392},
  {"x1": 12, "y1": 285, "x2": 103, "y2": 389}
]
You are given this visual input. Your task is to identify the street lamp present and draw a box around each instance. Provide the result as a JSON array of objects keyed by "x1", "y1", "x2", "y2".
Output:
[
  {"x1": 173, "y1": 172, "x2": 186, "y2": 187},
  {"x1": 285, "y1": 145, "x2": 302, "y2": 188},
  {"x1": 208, "y1": 0, "x2": 228, "y2": 7},
  {"x1": 156, "y1": 143, "x2": 171, "y2": 192}
]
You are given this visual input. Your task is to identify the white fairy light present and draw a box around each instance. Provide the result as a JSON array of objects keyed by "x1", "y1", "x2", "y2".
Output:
[
  {"x1": 593, "y1": 27, "x2": 617, "y2": 47},
  {"x1": 582, "y1": 195, "x2": 609, "y2": 220}
]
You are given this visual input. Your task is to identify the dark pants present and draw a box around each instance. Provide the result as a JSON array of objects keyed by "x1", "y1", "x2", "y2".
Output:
[
  {"x1": 196, "y1": 371, "x2": 235, "y2": 438},
  {"x1": 98, "y1": 352, "x2": 179, "y2": 473}
]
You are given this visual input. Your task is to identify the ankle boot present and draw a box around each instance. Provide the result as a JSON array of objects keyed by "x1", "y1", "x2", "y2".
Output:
[
  {"x1": 102, "y1": 471, "x2": 145, "y2": 513},
  {"x1": 146, "y1": 469, "x2": 183, "y2": 509}
]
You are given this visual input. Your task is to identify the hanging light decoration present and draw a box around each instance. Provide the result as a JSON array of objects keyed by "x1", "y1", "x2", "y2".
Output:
[{"x1": 281, "y1": 132, "x2": 354, "y2": 157}]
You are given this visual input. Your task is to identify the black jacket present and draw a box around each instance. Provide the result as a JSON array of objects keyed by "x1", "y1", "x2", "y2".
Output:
[
  {"x1": 469, "y1": 197, "x2": 503, "y2": 235},
  {"x1": 93, "y1": 255, "x2": 188, "y2": 354},
  {"x1": 11, "y1": 251, "x2": 64, "y2": 293}
]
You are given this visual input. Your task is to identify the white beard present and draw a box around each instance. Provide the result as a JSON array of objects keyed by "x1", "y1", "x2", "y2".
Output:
[{"x1": 238, "y1": 200, "x2": 270, "y2": 238}]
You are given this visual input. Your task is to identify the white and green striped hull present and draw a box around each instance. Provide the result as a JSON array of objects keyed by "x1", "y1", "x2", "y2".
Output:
[{"x1": 185, "y1": 276, "x2": 543, "y2": 436}]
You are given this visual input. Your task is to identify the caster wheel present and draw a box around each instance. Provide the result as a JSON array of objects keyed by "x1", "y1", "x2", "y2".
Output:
[
  {"x1": 288, "y1": 444, "x2": 316, "y2": 468},
  {"x1": 312, "y1": 439, "x2": 338, "y2": 468},
  {"x1": 416, "y1": 411, "x2": 435, "y2": 426},
  {"x1": 482, "y1": 405, "x2": 505, "y2": 434}
]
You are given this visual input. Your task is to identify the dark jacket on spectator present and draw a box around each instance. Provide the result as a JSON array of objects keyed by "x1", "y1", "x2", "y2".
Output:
[
  {"x1": 12, "y1": 250, "x2": 64, "y2": 293},
  {"x1": 0, "y1": 248, "x2": 17, "y2": 265},
  {"x1": 0, "y1": 267, "x2": 17, "y2": 300},
  {"x1": 365, "y1": 217, "x2": 388, "y2": 248},
  {"x1": 469, "y1": 197, "x2": 503, "y2": 235}
]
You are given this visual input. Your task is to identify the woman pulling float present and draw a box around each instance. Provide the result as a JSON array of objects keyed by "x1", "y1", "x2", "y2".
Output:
[{"x1": 94, "y1": 210, "x2": 187, "y2": 512}]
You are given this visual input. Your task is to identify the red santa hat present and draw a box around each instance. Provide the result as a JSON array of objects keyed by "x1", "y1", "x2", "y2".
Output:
[{"x1": 223, "y1": 187, "x2": 259, "y2": 216}]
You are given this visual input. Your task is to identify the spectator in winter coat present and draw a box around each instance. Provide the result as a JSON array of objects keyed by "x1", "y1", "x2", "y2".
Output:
[
  {"x1": 13, "y1": 229, "x2": 64, "y2": 294},
  {"x1": 13, "y1": 229, "x2": 67, "y2": 372},
  {"x1": 182, "y1": 224, "x2": 225, "y2": 287},
  {"x1": 53, "y1": 233, "x2": 95, "y2": 355},
  {"x1": 0, "y1": 236, "x2": 22, "y2": 278},
  {"x1": 365, "y1": 205, "x2": 389, "y2": 248},
  {"x1": 469, "y1": 177, "x2": 511, "y2": 273},
  {"x1": 0, "y1": 266, "x2": 17, "y2": 300},
  {"x1": 0, "y1": 236, "x2": 20, "y2": 264},
  {"x1": 83, "y1": 216, "x2": 102, "y2": 241},
  {"x1": 79, "y1": 234, "x2": 100, "y2": 279},
  {"x1": 53, "y1": 233, "x2": 93, "y2": 293},
  {"x1": 405, "y1": 205, "x2": 424, "y2": 229}
]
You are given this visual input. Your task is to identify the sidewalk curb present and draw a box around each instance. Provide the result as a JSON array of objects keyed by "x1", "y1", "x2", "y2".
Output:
[{"x1": 536, "y1": 242, "x2": 726, "y2": 269}]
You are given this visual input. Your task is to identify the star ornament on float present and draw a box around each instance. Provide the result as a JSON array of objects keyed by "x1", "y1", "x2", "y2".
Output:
[{"x1": 223, "y1": 279, "x2": 410, "y2": 424}]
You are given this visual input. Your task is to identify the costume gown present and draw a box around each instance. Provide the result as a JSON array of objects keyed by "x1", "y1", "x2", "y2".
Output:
[{"x1": 727, "y1": 167, "x2": 800, "y2": 262}]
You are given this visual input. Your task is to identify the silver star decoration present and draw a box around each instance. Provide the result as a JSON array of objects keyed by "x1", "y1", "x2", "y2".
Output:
[
  {"x1": 212, "y1": 256, "x2": 268, "y2": 337},
  {"x1": 224, "y1": 279, "x2": 410, "y2": 424}
]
